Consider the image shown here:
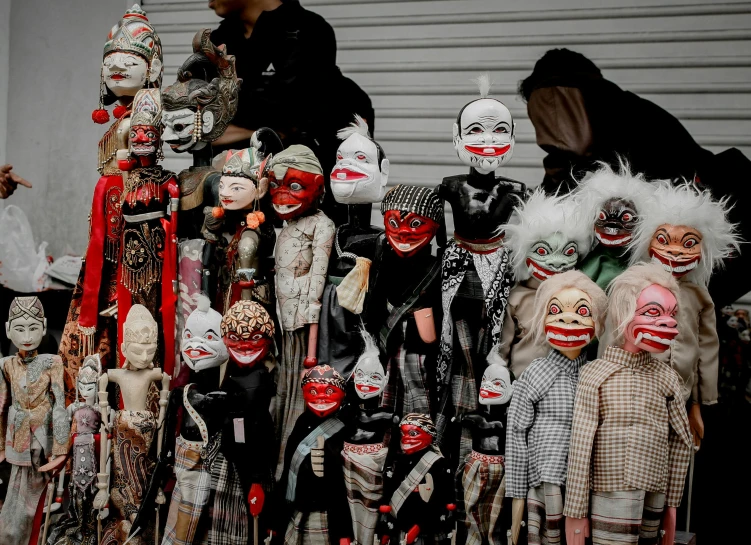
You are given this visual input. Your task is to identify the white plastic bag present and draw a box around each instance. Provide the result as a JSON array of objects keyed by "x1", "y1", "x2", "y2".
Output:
[{"x1": 0, "y1": 205, "x2": 49, "y2": 292}]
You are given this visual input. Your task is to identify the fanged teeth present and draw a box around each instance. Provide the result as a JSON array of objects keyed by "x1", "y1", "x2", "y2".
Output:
[
  {"x1": 651, "y1": 256, "x2": 698, "y2": 274},
  {"x1": 596, "y1": 233, "x2": 632, "y2": 246},
  {"x1": 640, "y1": 332, "x2": 674, "y2": 346},
  {"x1": 546, "y1": 331, "x2": 591, "y2": 342}
]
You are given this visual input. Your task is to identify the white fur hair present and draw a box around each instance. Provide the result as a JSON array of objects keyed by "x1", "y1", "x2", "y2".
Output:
[
  {"x1": 358, "y1": 327, "x2": 380, "y2": 361},
  {"x1": 337, "y1": 114, "x2": 372, "y2": 141},
  {"x1": 472, "y1": 73, "x2": 493, "y2": 98},
  {"x1": 504, "y1": 188, "x2": 593, "y2": 281},
  {"x1": 628, "y1": 181, "x2": 741, "y2": 286}
]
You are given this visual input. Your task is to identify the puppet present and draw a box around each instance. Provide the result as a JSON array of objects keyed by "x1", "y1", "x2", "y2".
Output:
[
  {"x1": 95, "y1": 305, "x2": 170, "y2": 545},
  {"x1": 435, "y1": 74, "x2": 525, "y2": 444},
  {"x1": 377, "y1": 414, "x2": 455, "y2": 545},
  {"x1": 628, "y1": 182, "x2": 740, "y2": 448},
  {"x1": 318, "y1": 115, "x2": 389, "y2": 377},
  {"x1": 505, "y1": 271, "x2": 607, "y2": 545},
  {"x1": 0, "y1": 297, "x2": 69, "y2": 544},
  {"x1": 269, "y1": 145, "x2": 336, "y2": 478},
  {"x1": 272, "y1": 365, "x2": 353, "y2": 545},
  {"x1": 564, "y1": 263, "x2": 693, "y2": 545},
  {"x1": 59, "y1": 3, "x2": 163, "y2": 399},
  {"x1": 342, "y1": 330, "x2": 393, "y2": 545},
  {"x1": 461, "y1": 360, "x2": 513, "y2": 545},
  {"x1": 573, "y1": 162, "x2": 657, "y2": 292},
  {"x1": 369, "y1": 184, "x2": 444, "y2": 417},
  {"x1": 500, "y1": 189, "x2": 592, "y2": 378}
]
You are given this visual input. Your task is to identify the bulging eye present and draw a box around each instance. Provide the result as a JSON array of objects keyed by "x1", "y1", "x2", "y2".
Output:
[
  {"x1": 269, "y1": 181, "x2": 279, "y2": 189},
  {"x1": 494, "y1": 381, "x2": 501, "y2": 387},
  {"x1": 549, "y1": 304, "x2": 561, "y2": 315},
  {"x1": 656, "y1": 234, "x2": 668, "y2": 245},
  {"x1": 229, "y1": 334, "x2": 239, "y2": 341},
  {"x1": 645, "y1": 308, "x2": 660, "y2": 317},
  {"x1": 186, "y1": 332, "x2": 192, "y2": 339},
  {"x1": 598, "y1": 211, "x2": 606, "y2": 221},
  {"x1": 470, "y1": 127, "x2": 483, "y2": 134},
  {"x1": 536, "y1": 247, "x2": 548, "y2": 256},
  {"x1": 409, "y1": 430, "x2": 418, "y2": 437},
  {"x1": 578, "y1": 306, "x2": 591, "y2": 317},
  {"x1": 310, "y1": 388, "x2": 317, "y2": 396},
  {"x1": 564, "y1": 245, "x2": 577, "y2": 256},
  {"x1": 684, "y1": 238, "x2": 697, "y2": 248},
  {"x1": 388, "y1": 218, "x2": 399, "y2": 229},
  {"x1": 147, "y1": 132, "x2": 157, "y2": 139},
  {"x1": 409, "y1": 218, "x2": 423, "y2": 229},
  {"x1": 622, "y1": 213, "x2": 633, "y2": 222},
  {"x1": 206, "y1": 334, "x2": 214, "y2": 341},
  {"x1": 130, "y1": 132, "x2": 137, "y2": 139},
  {"x1": 371, "y1": 374, "x2": 381, "y2": 381},
  {"x1": 290, "y1": 182, "x2": 303, "y2": 191},
  {"x1": 326, "y1": 387, "x2": 334, "y2": 395}
]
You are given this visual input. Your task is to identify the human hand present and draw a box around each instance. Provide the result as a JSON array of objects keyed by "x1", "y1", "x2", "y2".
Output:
[
  {"x1": 688, "y1": 403, "x2": 704, "y2": 450},
  {"x1": 0, "y1": 164, "x2": 32, "y2": 198}
]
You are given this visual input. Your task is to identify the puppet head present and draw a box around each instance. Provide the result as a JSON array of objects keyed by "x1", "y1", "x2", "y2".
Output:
[
  {"x1": 162, "y1": 29, "x2": 240, "y2": 151},
  {"x1": 269, "y1": 145, "x2": 325, "y2": 220},
  {"x1": 301, "y1": 365, "x2": 346, "y2": 418},
  {"x1": 400, "y1": 413, "x2": 436, "y2": 455},
  {"x1": 380, "y1": 184, "x2": 443, "y2": 257},
  {"x1": 121, "y1": 304, "x2": 158, "y2": 370},
  {"x1": 505, "y1": 189, "x2": 591, "y2": 282},
  {"x1": 218, "y1": 147, "x2": 270, "y2": 216},
  {"x1": 607, "y1": 262, "x2": 679, "y2": 353},
  {"x1": 453, "y1": 75, "x2": 515, "y2": 174},
  {"x1": 352, "y1": 329, "x2": 386, "y2": 400},
  {"x1": 478, "y1": 355, "x2": 513, "y2": 405},
  {"x1": 128, "y1": 88, "x2": 162, "y2": 158},
  {"x1": 220, "y1": 300, "x2": 275, "y2": 369},
  {"x1": 331, "y1": 115, "x2": 389, "y2": 204},
  {"x1": 532, "y1": 270, "x2": 606, "y2": 356},
  {"x1": 629, "y1": 182, "x2": 740, "y2": 285},
  {"x1": 6, "y1": 296, "x2": 46, "y2": 353},
  {"x1": 182, "y1": 295, "x2": 229, "y2": 372},
  {"x1": 77, "y1": 355, "x2": 102, "y2": 403}
]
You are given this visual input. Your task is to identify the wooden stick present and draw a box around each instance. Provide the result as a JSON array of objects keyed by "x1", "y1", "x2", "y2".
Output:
[
  {"x1": 40, "y1": 482, "x2": 55, "y2": 545},
  {"x1": 254, "y1": 515, "x2": 259, "y2": 545}
]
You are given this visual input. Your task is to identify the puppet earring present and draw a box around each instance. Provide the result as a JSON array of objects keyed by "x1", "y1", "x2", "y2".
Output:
[{"x1": 92, "y1": 74, "x2": 110, "y2": 124}]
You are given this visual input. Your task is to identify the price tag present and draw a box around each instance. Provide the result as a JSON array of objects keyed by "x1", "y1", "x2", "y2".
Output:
[{"x1": 233, "y1": 418, "x2": 245, "y2": 443}]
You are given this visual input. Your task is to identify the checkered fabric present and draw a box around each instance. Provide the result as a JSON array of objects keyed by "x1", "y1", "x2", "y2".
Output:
[
  {"x1": 209, "y1": 447, "x2": 250, "y2": 544},
  {"x1": 342, "y1": 444, "x2": 388, "y2": 545},
  {"x1": 285, "y1": 510, "x2": 330, "y2": 545},
  {"x1": 505, "y1": 349, "x2": 587, "y2": 499},
  {"x1": 527, "y1": 483, "x2": 564, "y2": 545},
  {"x1": 563, "y1": 346, "x2": 693, "y2": 519},
  {"x1": 590, "y1": 490, "x2": 665, "y2": 545},
  {"x1": 462, "y1": 451, "x2": 506, "y2": 545}
]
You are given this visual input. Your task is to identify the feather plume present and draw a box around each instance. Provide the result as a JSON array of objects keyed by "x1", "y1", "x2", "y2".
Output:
[
  {"x1": 337, "y1": 114, "x2": 372, "y2": 141},
  {"x1": 472, "y1": 73, "x2": 493, "y2": 98}
]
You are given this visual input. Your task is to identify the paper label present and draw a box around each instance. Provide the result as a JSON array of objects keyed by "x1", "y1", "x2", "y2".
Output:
[{"x1": 233, "y1": 418, "x2": 245, "y2": 443}]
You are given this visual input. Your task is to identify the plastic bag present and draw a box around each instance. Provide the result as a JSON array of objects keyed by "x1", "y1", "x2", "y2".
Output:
[{"x1": 0, "y1": 205, "x2": 49, "y2": 292}]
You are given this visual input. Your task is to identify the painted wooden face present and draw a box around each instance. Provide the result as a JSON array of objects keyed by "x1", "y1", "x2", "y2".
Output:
[
  {"x1": 594, "y1": 197, "x2": 637, "y2": 247},
  {"x1": 649, "y1": 224, "x2": 702, "y2": 278},
  {"x1": 624, "y1": 284, "x2": 678, "y2": 353},
  {"x1": 543, "y1": 287, "x2": 595, "y2": 354},
  {"x1": 384, "y1": 211, "x2": 439, "y2": 258},
  {"x1": 525, "y1": 232, "x2": 579, "y2": 281},
  {"x1": 331, "y1": 133, "x2": 388, "y2": 204},
  {"x1": 453, "y1": 98, "x2": 515, "y2": 174},
  {"x1": 182, "y1": 303, "x2": 228, "y2": 372},
  {"x1": 478, "y1": 363, "x2": 512, "y2": 405},
  {"x1": 269, "y1": 168, "x2": 324, "y2": 221}
]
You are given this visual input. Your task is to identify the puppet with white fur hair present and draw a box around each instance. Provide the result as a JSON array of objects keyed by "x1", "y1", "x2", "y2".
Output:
[
  {"x1": 573, "y1": 161, "x2": 657, "y2": 292},
  {"x1": 500, "y1": 189, "x2": 593, "y2": 378},
  {"x1": 626, "y1": 181, "x2": 741, "y2": 447}
]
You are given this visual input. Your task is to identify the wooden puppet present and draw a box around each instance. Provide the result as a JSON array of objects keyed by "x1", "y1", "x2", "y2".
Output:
[
  {"x1": 0, "y1": 297, "x2": 69, "y2": 544},
  {"x1": 564, "y1": 263, "x2": 693, "y2": 545},
  {"x1": 268, "y1": 145, "x2": 336, "y2": 478},
  {"x1": 505, "y1": 271, "x2": 607, "y2": 545},
  {"x1": 628, "y1": 182, "x2": 741, "y2": 448},
  {"x1": 500, "y1": 188, "x2": 592, "y2": 378}
]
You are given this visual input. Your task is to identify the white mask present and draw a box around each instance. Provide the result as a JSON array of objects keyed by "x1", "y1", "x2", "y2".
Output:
[
  {"x1": 181, "y1": 297, "x2": 229, "y2": 372},
  {"x1": 352, "y1": 330, "x2": 385, "y2": 400},
  {"x1": 331, "y1": 133, "x2": 389, "y2": 204},
  {"x1": 453, "y1": 98, "x2": 515, "y2": 175},
  {"x1": 161, "y1": 107, "x2": 213, "y2": 153},
  {"x1": 6, "y1": 315, "x2": 46, "y2": 353},
  {"x1": 478, "y1": 363, "x2": 513, "y2": 405}
]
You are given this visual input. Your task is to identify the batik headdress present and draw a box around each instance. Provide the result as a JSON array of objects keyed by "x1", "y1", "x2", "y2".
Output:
[
  {"x1": 220, "y1": 300, "x2": 276, "y2": 339},
  {"x1": 8, "y1": 296, "x2": 45, "y2": 324},
  {"x1": 400, "y1": 413, "x2": 437, "y2": 438},
  {"x1": 380, "y1": 184, "x2": 444, "y2": 224},
  {"x1": 301, "y1": 364, "x2": 346, "y2": 391}
]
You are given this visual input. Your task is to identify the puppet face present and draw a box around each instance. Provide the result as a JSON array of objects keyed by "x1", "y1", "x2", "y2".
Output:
[
  {"x1": 269, "y1": 168, "x2": 324, "y2": 221},
  {"x1": 478, "y1": 363, "x2": 512, "y2": 405},
  {"x1": 122, "y1": 340, "x2": 157, "y2": 369},
  {"x1": 649, "y1": 224, "x2": 702, "y2": 278},
  {"x1": 302, "y1": 381, "x2": 345, "y2": 418},
  {"x1": 400, "y1": 424, "x2": 433, "y2": 454},
  {"x1": 544, "y1": 287, "x2": 596, "y2": 354},
  {"x1": 624, "y1": 284, "x2": 678, "y2": 353},
  {"x1": 526, "y1": 232, "x2": 579, "y2": 281},
  {"x1": 353, "y1": 353, "x2": 385, "y2": 400},
  {"x1": 182, "y1": 306, "x2": 228, "y2": 372},
  {"x1": 102, "y1": 52, "x2": 149, "y2": 97},
  {"x1": 595, "y1": 197, "x2": 637, "y2": 247},
  {"x1": 221, "y1": 302, "x2": 275, "y2": 369},
  {"x1": 453, "y1": 99, "x2": 515, "y2": 174},
  {"x1": 384, "y1": 210, "x2": 439, "y2": 258},
  {"x1": 219, "y1": 176, "x2": 259, "y2": 211},
  {"x1": 78, "y1": 376, "x2": 98, "y2": 401},
  {"x1": 331, "y1": 133, "x2": 388, "y2": 204},
  {"x1": 129, "y1": 124, "x2": 160, "y2": 157},
  {"x1": 161, "y1": 108, "x2": 213, "y2": 152},
  {"x1": 6, "y1": 315, "x2": 46, "y2": 353}
]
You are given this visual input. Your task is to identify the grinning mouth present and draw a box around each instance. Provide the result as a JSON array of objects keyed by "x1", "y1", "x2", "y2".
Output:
[
  {"x1": 273, "y1": 203, "x2": 301, "y2": 215},
  {"x1": 545, "y1": 325, "x2": 594, "y2": 348},
  {"x1": 649, "y1": 251, "x2": 700, "y2": 276},
  {"x1": 331, "y1": 168, "x2": 367, "y2": 181},
  {"x1": 464, "y1": 144, "x2": 511, "y2": 157},
  {"x1": 356, "y1": 384, "x2": 378, "y2": 393},
  {"x1": 526, "y1": 258, "x2": 566, "y2": 280},
  {"x1": 633, "y1": 326, "x2": 678, "y2": 350},
  {"x1": 229, "y1": 347, "x2": 263, "y2": 365},
  {"x1": 595, "y1": 231, "x2": 632, "y2": 246},
  {"x1": 389, "y1": 235, "x2": 427, "y2": 254},
  {"x1": 479, "y1": 388, "x2": 502, "y2": 399},
  {"x1": 184, "y1": 347, "x2": 214, "y2": 360},
  {"x1": 309, "y1": 402, "x2": 336, "y2": 412}
]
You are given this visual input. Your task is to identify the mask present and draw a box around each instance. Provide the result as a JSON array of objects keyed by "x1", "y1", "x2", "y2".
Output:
[
  {"x1": 544, "y1": 287, "x2": 596, "y2": 355},
  {"x1": 649, "y1": 224, "x2": 702, "y2": 278},
  {"x1": 102, "y1": 52, "x2": 149, "y2": 97},
  {"x1": 219, "y1": 176, "x2": 260, "y2": 211},
  {"x1": 129, "y1": 124, "x2": 160, "y2": 157},
  {"x1": 623, "y1": 284, "x2": 678, "y2": 353},
  {"x1": 161, "y1": 107, "x2": 212, "y2": 152},
  {"x1": 353, "y1": 353, "x2": 385, "y2": 400},
  {"x1": 302, "y1": 381, "x2": 345, "y2": 418},
  {"x1": 384, "y1": 211, "x2": 439, "y2": 258},
  {"x1": 478, "y1": 363, "x2": 513, "y2": 405},
  {"x1": 526, "y1": 232, "x2": 579, "y2": 281},
  {"x1": 331, "y1": 133, "x2": 388, "y2": 204},
  {"x1": 269, "y1": 167, "x2": 324, "y2": 221},
  {"x1": 400, "y1": 424, "x2": 433, "y2": 454},
  {"x1": 595, "y1": 198, "x2": 637, "y2": 247},
  {"x1": 453, "y1": 98, "x2": 515, "y2": 174},
  {"x1": 220, "y1": 300, "x2": 275, "y2": 369},
  {"x1": 182, "y1": 299, "x2": 228, "y2": 372}
]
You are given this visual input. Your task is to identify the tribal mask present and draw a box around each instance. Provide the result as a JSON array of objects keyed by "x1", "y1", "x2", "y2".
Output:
[
  {"x1": 182, "y1": 296, "x2": 228, "y2": 372},
  {"x1": 6, "y1": 297, "x2": 46, "y2": 353},
  {"x1": 453, "y1": 97, "x2": 515, "y2": 174},
  {"x1": 121, "y1": 305, "x2": 158, "y2": 370},
  {"x1": 623, "y1": 284, "x2": 678, "y2": 353},
  {"x1": 595, "y1": 197, "x2": 637, "y2": 247},
  {"x1": 478, "y1": 363, "x2": 513, "y2": 405},
  {"x1": 381, "y1": 184, "x2": 443, "y2": 258},
  {"x1": 353, "y1": 330, "x2": 385, "y2": 400},
  {"x1": 331, "y1": 116, "x2": 389, "y2": 204},
  {"x1": 544, "y1": 287, "x2": 596, "y2": 355},
  {"x1": 649, "y1": 224, "x2": 703, "y2": 278},
  {"x1": 301, "y1": 365, "x2": 346, "y2": 418},
  {"x1": 526, "y1": 232, "x2": 579, "y2": 281},
  {"x1": 269, "y1": 145, "x2": 325, "y2": 221},
  {"x1": 220, "y1": 300, "x2": 275, "y2": 369},
  {"x1": 400, "y1": 413, "x2": 436, "y2": 455}
]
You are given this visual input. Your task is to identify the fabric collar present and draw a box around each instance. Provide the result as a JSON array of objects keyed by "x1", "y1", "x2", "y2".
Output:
[
  {"x1": 602, "y1": 345, "x2": 653, "y2": 369},
  {"x1": 546, "y1": 348, "x2": 587, "y2": 373}
]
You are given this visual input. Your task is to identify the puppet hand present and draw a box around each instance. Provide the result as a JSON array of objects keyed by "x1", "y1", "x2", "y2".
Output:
[
  {"x1": 339, "y1": 539, "x2": 351, "y2": 545},
  {"x1": 405, "y1": 525, "x2": 421, "y2": 544},
  {"x1": 99, "y1": 507, "x2": 109, "y2": 520},
  {"x1": 661, "y1": 507, "x2": 677, "y2": 544},
  {"x1": 688, "y1": 403, "x2": 704, "y2": 450},
  {"x1": 565, "y1": 517, "x2": 589, "y2": 545},
  {"x1": 93, "y1": 489, "x2": 110, "y2": 510},
  {"x1": 303, "y1": 356, "x2": 318, "y2": 369},
  {"x1": 39, "y1": 455, "x2": 66, "y2": 473},
  {"x1": 248, "y1": 483, "x2": 265, "y2": 517}
]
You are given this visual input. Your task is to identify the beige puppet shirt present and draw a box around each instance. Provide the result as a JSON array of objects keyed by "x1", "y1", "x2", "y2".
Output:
[{"x1": 499, "y1": 278, "x2": 549, "y2": 379}]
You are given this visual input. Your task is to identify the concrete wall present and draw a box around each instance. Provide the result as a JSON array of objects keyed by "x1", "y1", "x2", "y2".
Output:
[{"x1": 0, "y1": 0, "x2": 10, "y2": 165}]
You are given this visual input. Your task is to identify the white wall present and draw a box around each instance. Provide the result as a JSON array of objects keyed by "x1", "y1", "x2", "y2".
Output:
[
  {"x1": 4, "y1": 0, "x2": 124, "y2": 257},
  {"x1": 0, "y1": 0, "x2": 11, "y2": 165}
]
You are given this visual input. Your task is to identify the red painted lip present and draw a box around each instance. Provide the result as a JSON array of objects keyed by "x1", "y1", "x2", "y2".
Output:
[
  {"x1": 464, "y1": 144, "x2": 511, "y2": 157},
  {"x1": 526, "y1": 258, "x2": 565, "y2": 280},
  {"x1": 479, "y1": 389, "x2": 502, "y2": 399},
  {"x1": 545, "y1": 325, "x2": 595, "y2": 348},
  {"x1": 356, "y1": 384, "x2": 377, "y2": 393},
  {"x1": 595, "y1": 230, "x2": 631, "y2": 242},
  {"x1": 331, "y1": 168, "x2": 367, "y2": 181},
  {"x1": 221, "y1": 199, "x2": 234, "y2": 205},
  {"x1": 184, "y1": 347, "x2": 213, "y2": 360},
  {"x1": 633, "y1": 326, "x2": 678, "y2": 351},
  {"x1": 109, "y1": 74, "x2": 126, "y2": 80}
]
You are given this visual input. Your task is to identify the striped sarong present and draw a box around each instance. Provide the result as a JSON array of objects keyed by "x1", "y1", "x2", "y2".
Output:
[
  {"x1": 462, "y1": 451, "x2": 506, "y2": 545},
  {"x1": 390, "y1": 449, "x2": 442, "y2": 516},
  {"x1": 527, "y1": 482, "x2": 564, "y2": 545},
  {"x1": 590, "y1": 490, "x2": 665, "y2": 545},
  {"x1": 342, "y1": 443, "x2": 388, "y2": 545},
  {"x1": 285, "y1": 510, "x2": 330, "y2": 545},
  {"x1": 208, "y1": 449, "x2": 250, "y2": 544},
  {"x1": 276, "y1": 329, "x2": 308, "y2": 480},
  {"x1": 388, "y1": 345, "x2": 432, "y2": 416}
]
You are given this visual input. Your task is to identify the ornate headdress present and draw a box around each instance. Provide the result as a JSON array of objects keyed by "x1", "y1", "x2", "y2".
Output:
[
  {"x1": 8, "y1": 296, "x2": 45, "y2": 323},
  {"x1": 103, "y1": 5, "x2": 163, "y2": 67},
  {"x1": 122, "y1": 304, "x2": 158, "y2": 344},
  {"x1": 222, "y1": 149, "x2": 257, "y2": 180},
  {"x1": 220, "y1": 300, "x2": 276, "y2": 339},
  {"x1": 400, "y1": 413, "x2": 437, "y2": 438},
  {"x1": 301, "y1": 364, "x2": 346, "y2": 391},
  {"x1": 381, "y1": 184, "x2": 444, "y2": 224},
  {"x1": 130, "y1": 88, "x2": 162, "y2": 127}
]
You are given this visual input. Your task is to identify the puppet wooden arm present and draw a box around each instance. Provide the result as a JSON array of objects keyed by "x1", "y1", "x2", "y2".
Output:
[{"x1": 93, "y1": 373, "x2": 111, "y2": 510}]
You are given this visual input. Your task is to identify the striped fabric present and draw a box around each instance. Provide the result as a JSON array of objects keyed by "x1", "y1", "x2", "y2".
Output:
[
  {"x1": 527, "y1": 483, "x2": 564, "y2": 545},
  {"x1": 590, "y1": 490, "x2": 665, "y2": 545},
  {"x1": 389, "y1": 449, "x2": 442, "y2": 516},
  {"x1": 0, "y1": 444, "x2": 48, "y2": 545},
  {"x1": 284, "y1": 510, "x2": 330, "y2": 545},
  {"x1": 342, "y1": 443, "x2": 389, "y2": 545},
  {"x1": 275, "y1": 329, "x2": 308, "y2": 480},
  {"x1": 462, "y1": 451, "x2": 506, "y2": 545},
  {"x1": 209, "y1": 448, "x2": 250, "y2": 544}
]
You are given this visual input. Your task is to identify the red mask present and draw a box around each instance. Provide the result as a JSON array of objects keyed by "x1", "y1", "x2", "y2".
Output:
[
  {"x1": 623, "y1": 284, "x2": 678, "y2": 353},
  {"x1": 384, "y1": 211, "x2": 439, "y2": 258},
  {"x1": 223, "y1": 334, "x2": 273, "y2": 369},
  {"x1": 400, "y1": 424, "x2": 433, "y2": 455},
  {"x1": 302, "y1": 381, "x2": 345, "y2": 418},
  {"x1": 220, "y1": 300, "x2": 276, "y2": 369},
  {"x1": 269, "y1": 168, "x2": 324, "y2": 221},
  {"x1": 129, "y1": 124, "x2": 160, "y2": 157}
]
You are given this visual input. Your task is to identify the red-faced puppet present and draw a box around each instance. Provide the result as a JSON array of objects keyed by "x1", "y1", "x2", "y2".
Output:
[
  {"x1": 381, "y1": 185, "x2": 443, "y2": 258},
  {"x1": 301, "y1": 364, "x2": 347, "y2": 418},
  {"x1": 269, "y1": 144, "x2": 325, "y2": 221},
  {"x1": 399, "y1": 413, "x2": 437, "y2": 455},
  {"x1": 221, "y1": 300, "x2": 276, "y2": 369}
]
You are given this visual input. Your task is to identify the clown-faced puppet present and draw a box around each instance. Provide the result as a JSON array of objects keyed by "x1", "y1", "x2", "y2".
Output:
[
  {"x1": 272, "y1": 365, "x2": 353, "y2": 545},
  {"x1": 564, "y1": 263, "x2": 692, "y2": 545},
  {"x1": 0, "y1": 297, "x2": 69, "y2": 544},
  {"x1": 505, "y1": 271, "x2": 606, "y2": 545},
  {"x1": 628, "y1": 181, "x2": 740, "y2": 448},
  {"x1": 500, "y1": 189, "x2": 592, "y2": 378}
]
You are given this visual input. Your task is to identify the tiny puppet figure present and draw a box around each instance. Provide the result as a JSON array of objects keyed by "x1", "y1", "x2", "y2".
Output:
[
  {"x1": 0, "y1": 297, "x2": 69, "y2": 544},
  {"x1": 269, "y1": 145, "x2": 336, "y2": 477},
  {"x1": 505, "y1": 271, "x2": 607, "y2": 545},
  {"x1": 628, "y1": 182, "x2": 741, "y2": 448},
  {"x1": 564, "y1": 263, "x2": 693, "y2": 545},
  {"x1": 500, "y1": 188, "x2": 592, "y2": 378},
  {"x1": 272, "y1": 365, "x2": 353, "y2": 545}
]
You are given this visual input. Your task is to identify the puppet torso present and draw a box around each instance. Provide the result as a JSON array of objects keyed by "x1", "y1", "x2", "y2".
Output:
[{"x1": 500, "y1": 278, "x2": 548, "y2": 378}]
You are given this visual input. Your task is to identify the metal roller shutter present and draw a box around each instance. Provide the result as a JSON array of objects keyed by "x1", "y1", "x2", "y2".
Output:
[{"x1": 144, "y1": 0, "x2": 751, "y2": 231}]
